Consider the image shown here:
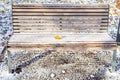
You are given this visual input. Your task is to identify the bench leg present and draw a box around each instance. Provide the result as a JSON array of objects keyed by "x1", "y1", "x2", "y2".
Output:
[
  {"x1": 7, "y1": 49, "x2": 12, "y2": 73},
  {"x1": 112, "y1": 49, "x2": 117, "y2": 72}
]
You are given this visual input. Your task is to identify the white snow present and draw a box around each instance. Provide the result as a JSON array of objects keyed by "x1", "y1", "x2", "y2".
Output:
[
  {"x1": 0, "y1": 0, "x2": 120, "y2": 80},
  {"x1": 104, "y1": 69, "x2": 120, "y2": 80},
  {"x1": 0, "y1": 71, "x2": 15, "y2": 80}
]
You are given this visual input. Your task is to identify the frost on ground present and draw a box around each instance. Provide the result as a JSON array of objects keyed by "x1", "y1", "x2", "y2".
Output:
[
  {"x1": 1, "y1": 49, "x2": 120, "y2": 80},
  {"x1": 0, "y1": 0, "x2": 120, "y2": 80}
]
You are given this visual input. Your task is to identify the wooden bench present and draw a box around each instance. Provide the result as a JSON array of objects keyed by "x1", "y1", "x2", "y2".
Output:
[
  {"x1": 8, "y1": 4, "x2": 116, "y2": 49},
  {"x1": 7, "y1": 4, "x2": 118, "y2": 72}
]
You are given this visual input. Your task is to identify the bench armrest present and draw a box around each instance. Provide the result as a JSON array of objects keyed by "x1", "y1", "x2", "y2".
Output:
[{"x1": 117, "y1": 18, "x2": 120, "y2": 45}]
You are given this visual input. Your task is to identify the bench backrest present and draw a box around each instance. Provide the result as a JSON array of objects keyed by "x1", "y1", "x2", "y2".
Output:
[{"x1": 12, "y1": 4, "x2": 109, "y2": 33}]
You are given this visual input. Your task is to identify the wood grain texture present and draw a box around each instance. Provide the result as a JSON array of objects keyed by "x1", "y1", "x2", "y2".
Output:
[
  {"x1": 0, "y1": 47, "x2": 6, "y2": 61},
  {"x1": 8, "y1": 4, "x2": 116, "y2": 48},
  {"x1": 12, "y1": 4, "x2": 109, "y2": 33},
  {"x1": 13, "y1": 4, "x2": 109, "y2": 8}
]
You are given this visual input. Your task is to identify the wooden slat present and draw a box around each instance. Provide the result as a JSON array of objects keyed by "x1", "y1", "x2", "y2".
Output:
[
  {"x1": 13, "y1": 30, "x2": 107, "y2": 33},
  {"x1": 13, "y1": 27, "x2": 107, "y2": 30},
  {"x1": 13, "y1": 28, "x2": 107, "y2": 32},
  {"x1": 13, "y1": 4, "x2": 109, "y2": 8},
  {"x1": 13, "y1": 13, "x2": 108, "y2": 16},
  {"x1": 13, "y1": 24, "x2": 108, "y2": 27},
  {"x1": 13, "y1": 25, "x2": 107, "y2": 29},
  {"x1": 13, "y1": 22, "x2": 107, "y2": 27},
  {"x1": 13, "y1": 9, "x2": 109, "y2": 13},
  {"x1": 12, "y1": 4, "x2": 109, "y2": 34},
  {"x1": 13, "y1": 16, "x2": 109, "y2": 19},
  {"x1": 8, "y1": 33, "x2": 115, "y2": 43},
  {"x1": 13, "y1": 19, "x2": 108, "y2": 22},
  {"x1": 8, "y1": 43, "x2": 116, "y2": 47},
  {"x1": 8, "y1": 43, "x2": 116, "y2": 51}
]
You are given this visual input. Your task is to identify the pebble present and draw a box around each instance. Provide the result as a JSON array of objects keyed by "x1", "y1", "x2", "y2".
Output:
[
  {"x1": 90, "y1": 74, "x2": 94, "y2": 78},
  {"x1": 108, "y1": 67, "x2": 112, "y2": 72},
  {"x1": 50, "y1": 57, "x2": 54, "y2": 59},
  {"x1": 64, "y1": 78, "x2": 69, "y2": 80},
  {"x1": 61, "y1": 70, "x2": 66, "y2": 74},
  {"x1": 50, "y1": 73, "x2": 56, "y2": 78}
]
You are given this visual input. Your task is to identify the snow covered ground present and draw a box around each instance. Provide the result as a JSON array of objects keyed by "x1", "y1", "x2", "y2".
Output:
[
  {"x1": 0, "y1": 0, "x2": 120, "y2": 80},
  {"x1": 0, "y1": 49, "x2": 120, "y2": 80}
]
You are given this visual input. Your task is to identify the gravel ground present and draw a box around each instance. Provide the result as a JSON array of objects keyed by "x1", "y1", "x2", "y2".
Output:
[
  {"x1": 0, "y1": 0, "x2": 120, "y2": 80},
  {"x1": 0, "y1": 49, "x2": 113, "y2": 80},
  {"x1": 0, "y1": 49, "x2": 119, "y2": 80}
]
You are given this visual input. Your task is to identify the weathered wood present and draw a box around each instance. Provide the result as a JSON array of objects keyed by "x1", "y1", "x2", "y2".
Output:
[
  {"x1": 7, "y1": 4, "x2": 117, "y2": 74},
  {"x1": 8, "y1": 4, "x2": 115, "y2": 48},
  {"x1": 13, "y1": 13, "x2": 108, "y2": 16},
  {"x1": 13, "y1": 9, "x2": 109, "y2": 12},
  {"x1": 13, "y1": 30, "x2": 107, "y2": 33},
  {"x1": 13, "y1": 4, "x2": 109, "y2": 8},
  {"x1": 7, "y1": 50, "x2": 12, "y2": 73},
  {"x1": 8, "y1": 43, "x2": 116, "y2": 51},
  {"x1": 0, "y1": 47, "x2": 6, "y2": 62},
  {"x1": 13, "y1": 16, "x2": 109, "y2": 19},
  {"x1": 12, "y1": 4, "x2": 109, "y2": 33},
  {"x1": 13, "y1": 22, "x2": 108, "y2": 27},
  {"x1": 13, "y1": 27, "x2": 107, "y2": 30},
  {"x1": 112, "y1": 49, "x2": 117, "y2": 72},
  {"x1": 9, "y1": 33, "x2": 115, "y2": 43},
  {"x1": 13, "y1": 19, "x2": 108, "y2": 22}
]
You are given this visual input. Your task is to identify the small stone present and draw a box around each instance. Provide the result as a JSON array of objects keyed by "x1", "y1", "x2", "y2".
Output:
[
  {"x1": 90, "y1": 75, "x2": 94, "y2": 78},
  {"x1": 64, "y1": 78, "x2": 69, "y2": 80},
  {"x1": 50, "y1": 73, "x2": 56, "y2": 78},
  {"x1": 51, "y1": 57, "x2": 54, "y2": 59},
  {"x1": 108, "y1": 67, "x2": 112, "y2": 72},
  {"x1": 62, "y1": 70, "x2": 66, "y2": 74}
]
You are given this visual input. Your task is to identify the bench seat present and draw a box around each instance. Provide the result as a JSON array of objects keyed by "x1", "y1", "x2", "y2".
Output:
[{"x1": 8, "y1": 33, "x2": 115, "y2": 46}]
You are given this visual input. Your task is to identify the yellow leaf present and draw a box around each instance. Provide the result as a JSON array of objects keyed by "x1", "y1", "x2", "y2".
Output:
[{"x1": 54, "y1": 35, "x2": 62, "y2": 40}]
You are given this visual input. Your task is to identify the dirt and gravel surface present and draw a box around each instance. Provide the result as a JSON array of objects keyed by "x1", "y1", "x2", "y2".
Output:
[
  {"x1": 0, "y1": 0, "x2": 120, "y2": 80},
  {"x1": 5, "y1": 49, "x2": 112, "y2": 80}
]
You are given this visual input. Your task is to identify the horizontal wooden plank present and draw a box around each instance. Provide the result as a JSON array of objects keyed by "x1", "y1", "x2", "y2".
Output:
[
  {"x1": 13, "y1": 16, "x2": 109, "y2": 19},
  {"x1": 13, "y1": 7, "x2": 109, "y2": 9},
  {"x1": 13, "y1": 25, "x2": 107, "y2": 28},
  {"x1": 8, "y1": 33, "x2": 115, "y2": 44},
  {"x1": 13, "y1": 13, "x2": 109, "y2": 16},
  {"x1": 7, "y1": 42, "x2": 116, "y2": 50},
  {"x1": 13, "y1": 22, "x2": 108, "y2": 24},
  {"x1": 13, "y1": 25, "x2": 108, "y2": 28},
  {"x1": 8, "y1": 43, "x2": 116, "y2": 48},
  {"x1": 7, "y1": 46, "x2": 116, "y2": 51},
  {"x1": 13, "y1": 31, "x2": 107, "y2": 34},
  {"x1": 13, "y1": 30, "x2": 107, "y2": 33},
  {"x1": 13, "y1": 27, "x2": 107, "y2": 32},
  {"x1": 13, "y1": 4, "x2": 109, "y2": 8},
  {"x1": 13, "y1": 22, "x2": 108, "y2": 26},
  {"x1": 13, "y1": 29, "x2": 107, "y2": 33},
  {"x1": 7, "y1": 43, "x2": 116, "y2": 51},
  {"x1": 13, "y1": 18, "x2": 108, "y2": 21},
  {"x1": 13, "y1": 9, "x2": 109, "y2": 13},
  {"x1": 13, "y1": 19, "x2": 108, "y2": 22}
]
